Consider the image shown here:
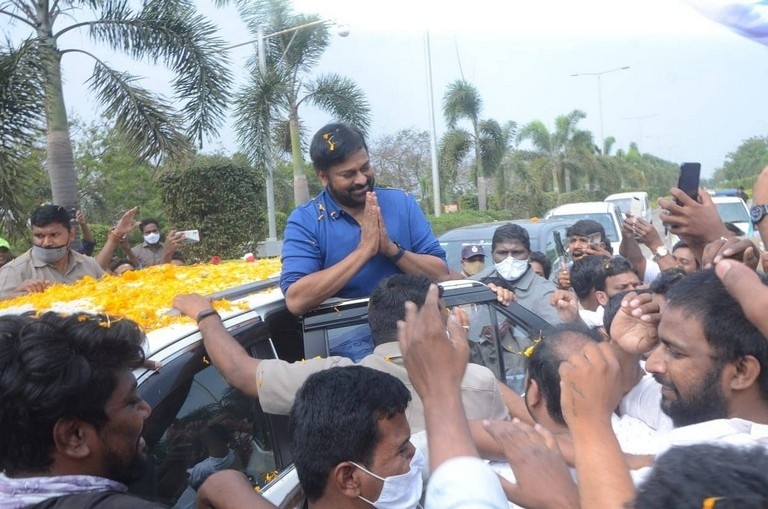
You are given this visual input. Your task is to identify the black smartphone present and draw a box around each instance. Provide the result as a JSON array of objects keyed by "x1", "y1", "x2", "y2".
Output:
[{"x1": 677, "y1": 162, "x2": 701, "y2": 202}]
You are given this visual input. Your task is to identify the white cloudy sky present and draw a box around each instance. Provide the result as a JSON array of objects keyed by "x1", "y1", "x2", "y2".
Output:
[{"x1": 46, "y1": 0, "x2": 768, "y2": 177}]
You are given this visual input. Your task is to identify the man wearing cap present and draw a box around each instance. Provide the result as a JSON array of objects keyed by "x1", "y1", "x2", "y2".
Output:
[
  {"x1": 0, "y1": 238, "x2": 11, "y2": 269},
  {"x1": 460, "y1": 244, "x2": 486, "y2": 277}
]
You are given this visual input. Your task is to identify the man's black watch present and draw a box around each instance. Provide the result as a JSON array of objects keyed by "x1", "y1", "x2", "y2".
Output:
[
  {"x1": 750, "y1": 204, "x2": 768, "y2": 225},
  {"x1": 389, "y1": 242, "x2": 406, "y2": 263}
]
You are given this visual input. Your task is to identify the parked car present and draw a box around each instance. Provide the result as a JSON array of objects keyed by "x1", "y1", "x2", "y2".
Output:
[
  {"x1": 604, "y1": 191, "x2": 652, "y2": 223},
  {"x1": 437, "y1": 218, "x2": 573, "y2": 274},
  {"x1": 544, "y1": 201, "x2": 624, "y2": 249},
  {"x1": 711, "y1": 195, "x2": 753, "y2": 237},
  {"x1": 128, "y1": 277, "x2": 551, "y2": 507}
]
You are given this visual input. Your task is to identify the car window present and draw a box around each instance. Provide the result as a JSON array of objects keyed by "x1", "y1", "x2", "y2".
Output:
[
  {"x1": 607, "y1": 198, "x2": 632, "y2": 213},
  {"x1": 715, "y1": 202, "x2": 749, "y2": 223},
  {"x1": 550, "y1": 213, "x2": 619, "y2": 242},
  {"x1": 439, "y1": 239, "x2": 493, "y2": 273}
]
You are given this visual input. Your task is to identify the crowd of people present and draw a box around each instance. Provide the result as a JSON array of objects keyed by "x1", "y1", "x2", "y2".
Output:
[
  {"x1": 3, "y1": 120, "x2": 768, "y2": 508},
  {"x1": 0, "y1": 207, "x2": 190, "y2": 300}
]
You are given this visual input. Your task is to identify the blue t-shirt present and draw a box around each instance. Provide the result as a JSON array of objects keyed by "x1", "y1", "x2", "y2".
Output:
[{"x1": 280, "y1": 187, "x2": 447, "y2": 299}]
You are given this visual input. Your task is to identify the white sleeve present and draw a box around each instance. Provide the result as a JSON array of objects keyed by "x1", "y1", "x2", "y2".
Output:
[
  {"x1": 426, "y1": 457, "x2": 508, "y2": 509},
  {"x1": 619, "y1": 372, "x2": 674, "y2": 432},
  {"x1": 642, "y1": 259, "x2": 661, "y2": 284}
]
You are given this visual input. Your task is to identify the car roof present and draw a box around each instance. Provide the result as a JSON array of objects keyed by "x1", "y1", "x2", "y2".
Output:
[
  {"x1": 547, "y1": 201, "x2": 616, "y2": 215},
  {"x1": 711, "y1": 195, "x2": 745, "y2": 204},
  {"x1": 437, "y1": 217, "x2": 574, "y2": 242},
  {"x1": 604, "y1": 191, "x2": 648, "y2": 200}
]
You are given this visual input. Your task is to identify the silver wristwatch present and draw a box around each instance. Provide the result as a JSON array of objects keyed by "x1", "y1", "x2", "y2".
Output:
[{"x1": 653, "y1": 246, "x2": 669, "y2": 261}]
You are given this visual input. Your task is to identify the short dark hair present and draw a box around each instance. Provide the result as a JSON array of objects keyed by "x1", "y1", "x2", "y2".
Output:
[
  {"x1": 566, "y1": 219, "x2": 612, "y2": 254},
  {"x1": 367, "y1": 274, "x2": 434, "y2": 347},
  {"x1": 649, "y1": 267, "x2": 686, "y2": 295},
  {"x1": 665, "y1": 269, "x2": 768, "y2": 402},
  {"x1": 289, "y1": 366, "x2": 411, "y2": 501},
  {"x1": 529, "y1": 251, "x2": 552, "y2": 279},
  {"x1": 30, "y1": 204, "x2": 70, "y2": 230},
  {"x1": 0, "y1": 312, "x2": 146, "y2": 474},
  {"x1": 139, "y1": 218, "x2": 159, "y2": 232},
  {"x1": 309, "y1": 123, "x2": 368, "y2": 173},
  {"x1": 593, "y1": 256, "x2": 637, "y2": 293},
  {"x1": 634, "y1": 444, "x2": 768, "y2": 509},
  {"x1": 109, "y1": 258, "x2": 135, "y2": 273},
  {"x1": 491, "y1": 223, "x2": 531, "y2": 253},
  {"x1": 602, "y1": 289, "x2": 651, "y2": 333},
  {"x1": 526, "y1": 323, "x2": 603, "y2": 426},
  {"x1": 569, "y1": 255, "x2": 609, "y2": 299}
]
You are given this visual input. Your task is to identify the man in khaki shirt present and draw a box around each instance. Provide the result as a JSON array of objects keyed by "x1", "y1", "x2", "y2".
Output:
[
  {"x1": 174, "y1": 274, "x2": 510, "y2": 434},
  {"x1": 0, "y1": 205, "x2": 138, "y2": 300}
]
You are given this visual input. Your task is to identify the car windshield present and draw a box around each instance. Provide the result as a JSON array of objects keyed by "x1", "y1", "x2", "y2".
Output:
[
  {"x1": 606, "y1": 198, "x2": 633, "y2": 213},
  {"x1": 550, "y1": 213, "x2": 619, "y2": 242},
  {"x1": 715, "y1": 202, "x2": 749, "y2": 223}
]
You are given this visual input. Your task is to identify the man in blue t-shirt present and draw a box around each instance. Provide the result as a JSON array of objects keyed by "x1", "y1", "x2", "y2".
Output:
[{"x1": 280, "y1": 122, "x2": 449, "y2": 316}]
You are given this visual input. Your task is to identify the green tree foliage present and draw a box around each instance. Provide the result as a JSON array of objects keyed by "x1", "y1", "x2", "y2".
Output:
[
  {"x1": 370, "y1": 128, "x2": 431, "y2": 195},
  {"x1": 232, "y1": 0, "x2": 371, "y2": 207},
  {"x1": 1, "y1": 0, "x2": 232, "y2": 215},
  {"x1": 159, "y1": 155, "x2": 266, "y2": 261},
  {"x1": 713, "y1": 136, "x2": 768, "y2": 187}
]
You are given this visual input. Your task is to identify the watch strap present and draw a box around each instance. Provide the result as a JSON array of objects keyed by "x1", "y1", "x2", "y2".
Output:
[{"x1": 390, "y1": 242, "x2": 406, "y2": 263}]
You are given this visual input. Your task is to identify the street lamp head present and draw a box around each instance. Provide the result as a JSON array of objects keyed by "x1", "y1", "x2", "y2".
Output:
[{"x1": 336, "y1": 23, "x2": 350, "y2": 37}]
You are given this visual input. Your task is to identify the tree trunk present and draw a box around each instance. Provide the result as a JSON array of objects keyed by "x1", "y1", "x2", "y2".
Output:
[
  {"x1": 551, "y1": 163, "x2": 560, "y2": 193},
  {"x1": 289, "y1": 111, "x2": 309, "y2": 206},
  {"x1": 41, "y1": 27, "x2": 78, "y2": 212},
  {"x1": 474, "y1": 124, "x2": 486, "y2": 211},
  {"x1": 564, "y1": 167, "x2": 572, "y2": 193}
]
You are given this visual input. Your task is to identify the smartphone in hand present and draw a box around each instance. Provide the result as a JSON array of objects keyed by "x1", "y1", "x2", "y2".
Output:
[{"x1": 677, "y1": 162, "x2": 701, "y2": 204}]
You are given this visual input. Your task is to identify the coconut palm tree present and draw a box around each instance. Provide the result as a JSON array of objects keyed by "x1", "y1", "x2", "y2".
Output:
[
  {"x1": 517, "y1": 110, "x2": 595, "y2": 193},
  {"x1": 442, "y1": 79, "x2": 490, "y2": 210},
  {"x1": 0, "y1": 0, "x2": 232, "y2": 214},
  {"x1": 232, "y1": 0, "x2": 371, "y2": 207}
]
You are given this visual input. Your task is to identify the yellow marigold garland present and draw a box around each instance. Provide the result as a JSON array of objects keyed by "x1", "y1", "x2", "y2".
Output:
[{"x1": 0, "y1": 259, "x2": 282, "y2": 332}]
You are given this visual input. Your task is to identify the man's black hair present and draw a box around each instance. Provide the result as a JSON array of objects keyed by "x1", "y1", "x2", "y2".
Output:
[
  {"x1": 634, "y1": 444, "x2": 768, "y2": 509},
  {"x1": 602, "y1": 289, "x2": 651, "y2": 334},
  {"x1": 491, "y1": 223, "x2": 531, "y2": 252},
  {"x1": 525, "y1": 323, "x2": 603, "y2": 426},
  {"x1": 30, "y1": 204, "x2": 71, "y2": 230},
  {"x1": 0, "y1": 312, "x2": 146, "y2": 474},
  {"x1": 665, "y1": 269, "x2": 768, "y2": 403},
  {"x1": 309, "y1": 122, "x2": 368, "y2": 173},
  {"x1": 570, "y1": 255, "x2": 609, "y2": 299},
  {"x1": 109, "y1": 258, "x2": 135, "y2": 273},
  {"x1": 367, "y1": 274, "x2": 435, "y2": 347},
  {"x1": 529, "y1": 251, "x2": 552, "y2": 279},
  {"x1": 566, "y1": 219, "x2": 613, "y2": 254},
  {"x1": 648, "y1": 267, "x2": 686, "y2": 295},
  {"x1": 139, "y1": 218, "x2": 159, "y2": 232},
  {"x1": 592, "y1": 256, "x2": 637, "y2": 293},
  {"x1": 289, "y1": 366, "x2": 411, "y2": 502}
]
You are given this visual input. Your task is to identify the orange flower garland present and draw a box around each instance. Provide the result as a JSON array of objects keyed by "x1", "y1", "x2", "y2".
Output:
[{"x1": 0, "y1": 258, "x2": 282, "y2": 332}]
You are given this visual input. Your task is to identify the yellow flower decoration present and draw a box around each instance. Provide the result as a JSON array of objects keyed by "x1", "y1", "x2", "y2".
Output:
[{"x1": 0, "y1": 259, "x2": 282, "y2": 332}]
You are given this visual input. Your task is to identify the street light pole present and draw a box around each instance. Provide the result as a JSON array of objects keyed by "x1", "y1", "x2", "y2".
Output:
[
  {"x1": 571, "y1": 66, "x2": 630, "y2": 152},
  {"x1": 226, "y1": 19, "x2": 347, "y2": 245},
  {"x1": 424, "y1": 31, "x2": 441, "y2": 217}
]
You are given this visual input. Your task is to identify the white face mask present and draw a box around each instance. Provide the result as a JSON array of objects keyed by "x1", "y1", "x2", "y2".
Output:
[
  {"x1": 352, "y1": 448, "x2": 425, "y2": 509},
  {"x1": 495, "y1": 256, "x2": 529, "y2": 281},
  {"x1": 144, "y1": 232, "x2": 161, "y2": 245}
]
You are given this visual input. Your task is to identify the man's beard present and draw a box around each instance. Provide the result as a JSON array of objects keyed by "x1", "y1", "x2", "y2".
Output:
[
  {"x1": 327, "y1": 176, "x2": 375, "y2": 209},
  {"x1": 103, "y1": 445, "x2": 148, "y2": 485},
  {"x1": 656, "y1": 367, "x2": 728, "y2": 428}
]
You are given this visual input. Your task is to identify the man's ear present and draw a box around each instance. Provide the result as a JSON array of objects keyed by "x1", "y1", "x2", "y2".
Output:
[
  {"x1": 333, "y1": 461, "x2": 363, "y2": 500},
  {"x1": 596, "y1": 290, "x2": 609, "y2": 307},
  {"x1": 728, "y1": 355, "x2": 761, "y2": 392},
  {"x1": 316, "y1": 169, "x2": 329, "y2": 187},
  {"x1": 52, "y1": 417, "x2": 93, "y2": 459},
  {"x1": 526, "y1": 379, "x2": 543, "y2": 409}
]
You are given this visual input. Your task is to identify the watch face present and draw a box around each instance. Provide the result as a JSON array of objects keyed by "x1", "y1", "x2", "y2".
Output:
[{"x1": 751, "y1": 205, "x2": 765, "y2": 223}]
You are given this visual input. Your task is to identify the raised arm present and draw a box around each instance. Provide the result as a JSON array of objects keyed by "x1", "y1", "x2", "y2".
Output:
[{"x1": 95, "y1": 207, "x2": 140, "y2": 270}]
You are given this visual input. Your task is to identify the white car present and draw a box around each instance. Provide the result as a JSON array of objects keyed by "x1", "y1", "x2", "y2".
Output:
[
  {"x1": 544, "y1": 201, "x2": 624, "y2": 250},
  {"x1": 604, "y1": 191, "x2": 652, "y2": 223},
  {"x1": 711, "y1": 195, "x2": 753, "y2": 237}
]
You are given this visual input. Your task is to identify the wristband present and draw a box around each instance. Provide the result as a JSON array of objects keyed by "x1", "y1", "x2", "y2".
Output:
[
  {"x1": 195, "y1": 308, "x2": 220, "y2": 324},
  {"x1": 390, "y1": 242, "x2": 406, "y2": 263}
]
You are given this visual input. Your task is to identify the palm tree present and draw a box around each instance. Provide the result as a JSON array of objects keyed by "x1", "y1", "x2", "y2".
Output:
[
  {"x1": 517, "y1": 110, "x2": 595, "y2": 193},
  {"x1": 233, "y1": 0, "x2": 371, "y2": 207},
  {"x1": 1, "y1": 0, "x2": 232, "y2": 214},
  {"x1": 442, "y1": 80, "x2": 489, "y2": 210}
]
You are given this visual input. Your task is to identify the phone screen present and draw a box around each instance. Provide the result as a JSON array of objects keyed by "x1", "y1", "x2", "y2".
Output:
[
  {"x1": 677, "y1": 163, "x2": 701, "y2": 202},
  {"x1": 630, "y1": 197, "x2": 643, "y2": 218}
]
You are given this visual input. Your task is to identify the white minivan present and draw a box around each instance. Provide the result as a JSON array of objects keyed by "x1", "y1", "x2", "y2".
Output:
[{"x1": 604, "y1": 191, "x2": 652, "y2": 223}]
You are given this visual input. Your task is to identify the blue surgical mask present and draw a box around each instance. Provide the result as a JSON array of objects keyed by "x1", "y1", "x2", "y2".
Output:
[{"x1": 352, "y1": 448, "x2": 425, "y2": 509}]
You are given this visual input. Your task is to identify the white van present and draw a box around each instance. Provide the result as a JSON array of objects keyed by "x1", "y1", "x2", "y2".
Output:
[{"x1": 604, "y1": 192, "x2": 652, "y2": 223}]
